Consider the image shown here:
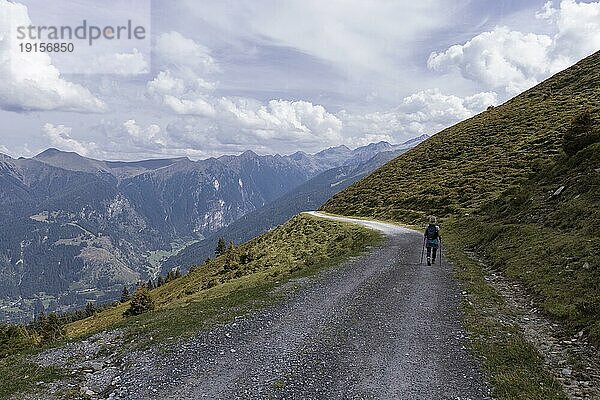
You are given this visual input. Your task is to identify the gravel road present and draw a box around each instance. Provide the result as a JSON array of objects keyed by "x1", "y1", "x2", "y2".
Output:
[{"x1": 110, "y1": 213, "x2": 490, "y2": 399}]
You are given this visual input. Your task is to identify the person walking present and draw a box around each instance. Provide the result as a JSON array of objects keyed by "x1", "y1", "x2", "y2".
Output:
[{"x1": 424, "y1": 216, "x2": 441, "y2": 266}]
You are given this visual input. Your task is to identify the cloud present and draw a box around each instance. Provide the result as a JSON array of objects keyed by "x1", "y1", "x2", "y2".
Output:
[
  {"x1": 164, "y1": 96, "x2": 216, "y2": 117},
  {"x1": 43, "y1": 123, "x2": 96, "y2": 155},
  {"x1": 427, "y1": 0, "x2": 600, "y2": 95},
  {"x1": 0, "y1": 1, "x2": 106, "y2": 112},
  {"x1": 121, "y1": 119, "x2": 165, "y2": 147},
  {"x1": 216, "y1": 98, "x2": 342, "y2": 144},
  {"x1": 148, "y1": 32, "x2": 219, "y2": 115},
  {"x1": 182, "y1": 0, "x2": 448, "y2": 78},
  {"x1": 339, "y1": 89, "x2": 498, "y2": 140},
  {"x1": 154, "y1": 31, "x2": 219, "y2": 74},
  {"x1": 91, "y1": 50, "x2": 149, "y2": 75},
  {"x1": 147, "y1": 70, "x2": 186, "y2": 96}
]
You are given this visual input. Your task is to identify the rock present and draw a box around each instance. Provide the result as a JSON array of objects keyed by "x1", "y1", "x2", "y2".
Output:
[
  {"x1": 80, "y1": 386, "x2": 96, "y2": 396},
  {"x1": 552, "y1": 185, "x2": 565, "y2": 196},
  {"x1": 561, "y1": 368, "x2": 572, "y2": 377}
]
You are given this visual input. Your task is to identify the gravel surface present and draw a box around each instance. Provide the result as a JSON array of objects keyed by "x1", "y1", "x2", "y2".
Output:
[
  {"x1": 132, "y1": 213, "x2": 489, "y2": 399},
  {"x1": 26, "y1": 214, "x2": 491, "y2": 399}
]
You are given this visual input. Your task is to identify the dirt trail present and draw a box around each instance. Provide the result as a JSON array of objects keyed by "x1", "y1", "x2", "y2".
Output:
[
  {"x1": 28, "y1": 213, "x2": 490, "y2": 399},
  {"x1": 138, "y1": 212, "x2": 490, "y2": 399}
]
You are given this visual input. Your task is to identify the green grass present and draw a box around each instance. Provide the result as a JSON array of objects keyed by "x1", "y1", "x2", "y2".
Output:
[
  {"x1": 322, "y1": 51, "x2": 600, "y2": 223},
  {"x1": 0, "y1": 353, "x2": 67, "y2": 400},
  {"x1": 444, "y1": 225, "x2": 567, "y2": 400},
  {"x1": 66, "y1": 214, "x2": 382, "y2": 344},
  {"x1": 454, "y1": 143, "x2": 600, "y2": 344},
  {"x1": 321, "y1": 52, "x2": 600, "y2": 396}
]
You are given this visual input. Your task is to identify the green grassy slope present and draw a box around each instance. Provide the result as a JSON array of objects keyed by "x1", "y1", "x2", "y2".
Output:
[
  {"x1": 453, "y1": 143, "x2": 600, "y2": 339},
  {"x1": 66, "y1": 214, "x2": 381, "y2": 339},
  {"x1": 320, "y1": 51, "x2": 600, "y2": 341},
  {"x1": 322, "y1": 51, "x2": 600, "y2": 223},
  {"x1": 320, "y1": 52, "x2": 599, "y2": 398}
]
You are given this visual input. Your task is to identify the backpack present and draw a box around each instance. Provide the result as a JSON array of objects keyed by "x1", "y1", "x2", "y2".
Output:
[{"x1": 425, "y1": 224, "x2": 439, "y2": 240}]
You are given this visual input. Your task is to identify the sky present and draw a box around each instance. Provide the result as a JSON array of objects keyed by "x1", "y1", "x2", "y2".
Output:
[{"x1": 0, "y1": 0, "x2": 599, "y2": 160}]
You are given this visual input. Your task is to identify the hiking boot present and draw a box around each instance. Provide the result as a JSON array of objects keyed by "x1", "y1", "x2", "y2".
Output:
[
  {"x1": 432, "y1": 258, "x2": 436, "y2": 265},
  {"x1": 427, "y1": 257, "x2": 431, "y2": 266}
]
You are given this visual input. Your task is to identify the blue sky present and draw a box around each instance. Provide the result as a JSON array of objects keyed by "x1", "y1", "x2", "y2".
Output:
[{"x1": 0, "y1": 0, "x2": 599, "y2": 160}]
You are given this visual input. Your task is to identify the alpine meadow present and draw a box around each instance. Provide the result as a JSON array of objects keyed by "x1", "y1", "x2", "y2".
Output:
[{"x1": 1, "y1": 1, "x2": 599, "y2": 399}]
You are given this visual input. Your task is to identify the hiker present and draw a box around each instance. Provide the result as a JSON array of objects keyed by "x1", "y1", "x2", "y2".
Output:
[{"x1": 424, "y1": 216, "x2": 441, "y2": 266}]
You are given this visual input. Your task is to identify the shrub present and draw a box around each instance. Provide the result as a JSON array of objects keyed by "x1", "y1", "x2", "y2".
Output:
[
  {"x1": 120, "y1": 286, "x2": 131, "y2": 303},
  {"x1": 123, "y1": 287, "x2": 155, "y2": 317},
  {"x1": 31, "y1": 313, "x2": 64, "y2": 344},
  {"x1": 0, "y1": 325, "x2": 39, "y2": 358}
]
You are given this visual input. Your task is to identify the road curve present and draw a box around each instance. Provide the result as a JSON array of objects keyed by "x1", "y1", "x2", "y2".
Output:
[
  {"x1": 303, "y1": 211, "x2": 412, "y2": 236},
  {"x1": 123, "y1": 213, "x2": 489, "y2": 399}
]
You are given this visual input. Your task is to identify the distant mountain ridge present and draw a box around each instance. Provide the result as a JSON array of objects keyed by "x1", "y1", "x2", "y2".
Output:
[
  {"x1": 161, "y1": 141, "x2": 424, "y2": 271},
  {"x1": 0, "y1": 136, "x2": 427, "y2": 321}
]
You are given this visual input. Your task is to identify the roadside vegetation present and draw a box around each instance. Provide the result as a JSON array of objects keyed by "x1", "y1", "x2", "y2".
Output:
[
  {"x1": 67, "y1": 214, "x2": 380, "y2": 340},
  {"x1": 444, "y1": 226, "x2": 568, "y2": 400},
  {"x1": 0, "y1": 214, "x2": 380, "y2": 398}
]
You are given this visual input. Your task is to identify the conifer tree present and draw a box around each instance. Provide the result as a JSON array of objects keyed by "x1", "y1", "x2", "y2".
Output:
[
  {"x1": 84, "y1": 302, "x2": 97, "y2": 317},
  {"x1": 215, "y1": 237, "x2": 227, "y2": 256},
  {"x1": 120, "y1": 286, "x2": 130, "y2": 303},
  {"x1": 123, "y1": 287, "x2": 155, "y2": 317}
]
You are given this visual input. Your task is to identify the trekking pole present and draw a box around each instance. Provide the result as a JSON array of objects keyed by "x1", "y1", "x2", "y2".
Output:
[
  {"x1": 439, "y1": 239, "x2": 442, "y2": 266},
  {"x1": 420, "y1": 237, "x2": 425, "y2": 264}
]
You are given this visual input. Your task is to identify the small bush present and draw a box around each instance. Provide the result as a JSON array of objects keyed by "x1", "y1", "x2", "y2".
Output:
[
  {"x1": 123, "y1": 287, "x2": 155, "y2": 317},
  {"x1": 0, "y1": 325, "x2": 39, "y2": 358}
]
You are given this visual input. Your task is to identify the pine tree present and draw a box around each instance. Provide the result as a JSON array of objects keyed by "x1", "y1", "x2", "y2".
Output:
[
  {"x1": 215, "y1": 237, "x2": 227, "y2": 256},
  {"x1": 123, "y1": 287, "x2": 155, "y2": 317},
  {"x1": 120, "y1": 287, "x2": 130, "y2": 303},
  {"x1": 157, "y1": 275, "x2": 164, "y2": 287},
  {"x1": 174, "y1": 268, "x2": 181, "y2": 279},
  {"x1": 84, "y1": 302, "x2": 97, "y2": 317},
  {"x1": 223, "y1": 242, "x2": 240, "y2": 272}
]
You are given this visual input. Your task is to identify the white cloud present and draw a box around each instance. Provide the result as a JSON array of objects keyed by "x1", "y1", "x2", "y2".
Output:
[
  {"x1": 217, "y1": 98, "x2": 342, "y2": 144},
  {"x1": 147, "y1": 71, "x2": 186, "y2": 96},
  {"x1": 428, "y1": 0, "x2": 600, "y2": 95},
  {"x1": 122, "y1": 120, "x2": 165, "y2": 147},
  {"x1": 92, "y1": 50, "x2": 149, "y2": 75},
  {"x1": 340, "y1": 89, "x2": 497, "y2": 140},
  {"x1": 400, "y1": 89, "x2": 497, "y2": 124},
  {"x1": 163, "y1": 95, "x2": 215, "y2": 117},
  {"x1": 148, "y1": 32, "x2": 219, "y2": 115},
  {"x1": 548, "y1": 0, "x2": 600, "y2": 61},
  {"x1": 154, "y1": 31, "x2": 219, "y2": 74},
  {"x1": 184, "y1": 1, "x2": 448, "y2": 78},
  {"x1": 43, "y1": 123, "x2": 96, "y2": 155},
  {"x1": 0, "y1": 1, "x2": 106, "y2": 112}
]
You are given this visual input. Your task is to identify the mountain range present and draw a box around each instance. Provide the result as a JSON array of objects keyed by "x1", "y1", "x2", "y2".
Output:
[{"x1": 0, "y1": 135, "x2": 427, "y2": 322}]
